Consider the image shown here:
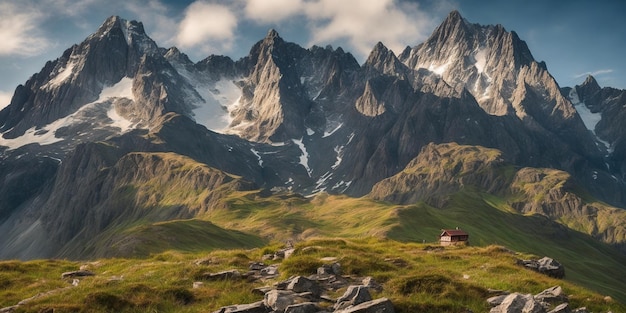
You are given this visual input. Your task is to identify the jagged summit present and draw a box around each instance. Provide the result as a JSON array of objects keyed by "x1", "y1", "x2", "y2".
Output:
[
  {"x1": 93, "y1": 16, "x2": 154, "y2": 50},
  {"x1": 582, "y1": 74, "x2": 601, "y2": 90},
  {"x1": 363, "y1": 41, "x2": 405, "y2": 76},
  {"x1": 265, "y1": 28, "x2": 281, "y2": 40}
]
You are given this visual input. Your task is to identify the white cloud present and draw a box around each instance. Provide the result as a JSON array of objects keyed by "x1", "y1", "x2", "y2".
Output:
[
  {"x1": 307, "y1": 0, "x2": 435, "y2": 58},
  {"x1": 176, "y1": 1, "x2": 238, "y2": 53},
  {"x1": 241, "y1": 0, "x2": 439, "y2": 60},
  {"x1": 244, "y1": 0, "x2": 304, "y2": 23},
  {"x1": 0, "y1": 3, "x2": 52, "y2": 56},
  {"x1": 0, "y1": 90, "x2": 12, "y2": 110},
  {"x1": 574, "y1": 69, "x2": 614, "y2": 78},
  {"x1": 39, "y1": 0, "x2": 99, "y2": 17}
]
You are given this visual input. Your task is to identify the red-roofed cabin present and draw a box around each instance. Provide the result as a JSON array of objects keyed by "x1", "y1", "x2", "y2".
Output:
[{"x1": 440, "y1": 229, "x2": 469, "y2": 246}]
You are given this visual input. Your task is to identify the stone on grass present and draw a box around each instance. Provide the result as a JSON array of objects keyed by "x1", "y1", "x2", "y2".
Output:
[
  {"x1": 335, "y1": 285, "x2": 372, "y2": 310},
  {"x1": 61, "y1": 270, "x2": 95, "y2": 279},
  {"x1": 335, "y1": 297, "x2": 395, "y2": 313},
  {"x1": 489, "y1": 293, "x2": 545, "y2": 313}
]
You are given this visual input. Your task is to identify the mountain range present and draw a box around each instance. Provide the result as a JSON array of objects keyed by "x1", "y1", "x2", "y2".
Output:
[{"x1": 1, "y1": 11, "x2": 625, "y2": 300}]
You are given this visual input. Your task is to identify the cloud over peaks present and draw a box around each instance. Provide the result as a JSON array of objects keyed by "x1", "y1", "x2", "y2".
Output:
[
  {"x1": 304, "y1": 0, "x2": 433, "y2": 58},
  {"x1": 574, "y1": 69, "x2": 614, "y2": 78},
  {"x1": 245, "y1": 0, "x2": 304, "y2": 23},
  {"x1": 0, "y1": 3, "x2": 52, "y2": 56},
  {"x1": 176, "y1": 2, "x2": 238, "y2": 53}
]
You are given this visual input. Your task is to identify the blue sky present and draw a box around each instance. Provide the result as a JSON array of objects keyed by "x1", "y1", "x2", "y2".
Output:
[{"x1": 0, "y1": 0, "x2": 624, "y2": 108}]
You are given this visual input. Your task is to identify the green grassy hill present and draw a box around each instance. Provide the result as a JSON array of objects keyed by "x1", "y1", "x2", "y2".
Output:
[{"x1": 1, "y1": 238, "x2": 623, "y2": 313}]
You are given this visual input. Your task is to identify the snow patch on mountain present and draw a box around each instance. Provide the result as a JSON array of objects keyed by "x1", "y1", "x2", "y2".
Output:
[
  {"x1": 0, "y1": 77, "x2": 136, "y2": 150},
  {"x1": 190, "y1": 78, "x2": 242, "y2": 132},
  {"x1": 170, "y1": 57, "x2": 242, "y2": 133},
  {"x1": 323, "y1": 121, "x2": 343, "y2": 138},
  {"x1": 250, "y1": 148, "x2": 263, "y2": 167},
  {"x1": 42, "y1": 56, "x2": 82, "y2": 89},
  {"x1": 331, "y1": 145, "x2": 344, "y2": 170},
  {"x1": 102, "y1": 77, "x2": 134, "y2": 99},
  {"x1": 568, "y1": 88, "x2": 611, "y2": 152},
  {"x1": 101, "y1": 77, "x2": 137, "y2": 132},
  {"x1": 292, "y1": 137, "x2": 312, "y2": 176}
]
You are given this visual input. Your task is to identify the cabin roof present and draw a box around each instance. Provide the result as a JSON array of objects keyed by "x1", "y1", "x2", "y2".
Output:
[{"x1": 440, "y1": 229, "x2": 469, "y2": 237}]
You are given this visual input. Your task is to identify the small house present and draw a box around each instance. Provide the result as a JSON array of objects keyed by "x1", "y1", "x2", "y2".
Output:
[{"x1": 440, "y1": 228, "x2": 469, "y2": 246}]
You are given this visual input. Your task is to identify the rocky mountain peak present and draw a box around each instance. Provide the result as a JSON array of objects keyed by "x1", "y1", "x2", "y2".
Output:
[
  {"x1": 92, "y1": 15, "x2": 158, "y2": 57},
  {"x1": 573, "y1": 74, "x2": 604, "y2": 112},
  {"x1": 265, "y1": 28, "x2": 281, "y2": 40},
  {"x1": 257, "y1": 29, "x2": 285, "y2": 53},
  {"x1": 429, "y1": 10, "x2": 470, "y2": 45},
  {"x1": 363, "y1": 42, "x2": 405, "y2": 77},
  {"x1": 444, "y1": 10, "x2": 464, "y2": 24},
  {"x1": 581, "y1": 75, "x2": 601, "y2": 92}
]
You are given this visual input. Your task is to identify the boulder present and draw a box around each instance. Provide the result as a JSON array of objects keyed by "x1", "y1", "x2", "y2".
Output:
[
  {"x1": 535, "y1": 286, "x2": 567, "y2": 304},
  {"x1": 548, "y1": 303, "x2": 571, "y2": 313},
  {"x1": 335, "y1": 297, "x2": 395, "y2": 313},
  {"x1": 362, "y1": 277, "x2": 383, "y2": 292},
  {"x1": 489, "y1": 293, "x2": 546, "y2": 313},
  {"x1": 61, "y1": 270, "x2": 95, "y2": 279},
  {"x1": 335, "y1": 285, "x2": 373, "y2": 310},
  {"x1": 264, "y1": 290, "x2": 298, "y2": 312},
  {"x1": 201, "y1": 269, "x2": 242, "y2": 281},
  {"x1": 212, "y1": 301, "x2": 268, "y2": 313},
  {"x1": 487, "y1": 294, "x2": 509, "y2": 307},
  {"x1": 249, "y1": 262, "x2": 267, "y2": 271},
  {"x1": 284, "y1": 302, "x2": 319, "y2": 313},
  {"x1": 317, "y1": 262, "x2": 342, "y2": 276},
  {"x1": 516, "y1": 257, "x2": 565, "y2": 279},
  {"x1": 287, "y1": 276, "x2": 321, "y2": 296},
  {"x1": 537, "y1": 258, "x2": 565, "y2": 279},
  {"x1": 260, "y1": 265, "x2": 279, "y2": 276}
]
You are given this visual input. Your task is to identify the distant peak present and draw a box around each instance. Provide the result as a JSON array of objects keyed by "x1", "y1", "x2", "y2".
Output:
[
  {"x1": 96, "y1": 15, "x2": 146, "y2": 37},
  {"x1": 98, "y1": 15, "x2": 125, "y2": 32},
  {"x1": 583, "y1": 74, "x2": 599, "y2": 87},
  {"x1": 373, "y1": 41, "x2": 388, "y2": 51},
  {"x1": 364, "y1": 41, "x2": 403, "y2": 75},
  {"x1": 366, "y1": 42, "x2": 393, "y2": 61},
  {"x1": 266, "y1": 29, "x2": 281, "y2": 40},
  {"x1": 447, "y1": 10, "x2": 463, "y2": 20},
  {"x1": 443, "y1": 10, "x2": 466, "y2": 26},
  {"x1": 259, "y1": 29, "x2": 284, "y2": 48}
]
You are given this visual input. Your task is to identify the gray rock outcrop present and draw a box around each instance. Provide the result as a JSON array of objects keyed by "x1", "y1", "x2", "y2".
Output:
[{"x1": 516, "y1": 257, "x2": 565, "y2": 279}]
